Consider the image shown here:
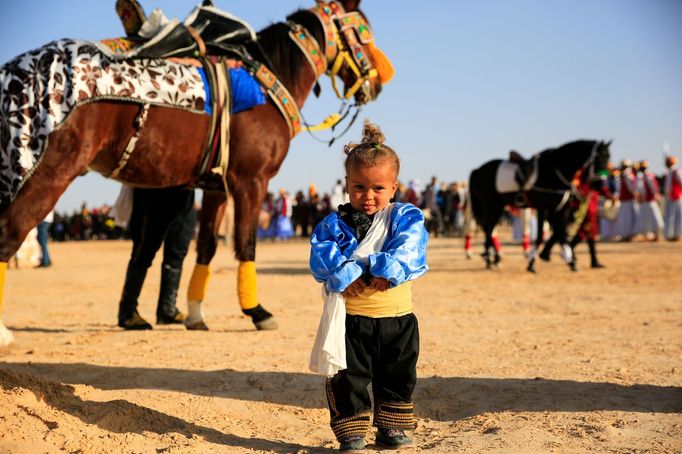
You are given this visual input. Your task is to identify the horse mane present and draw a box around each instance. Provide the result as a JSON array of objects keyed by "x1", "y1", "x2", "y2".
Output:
[{"x1": 254, "y1": 10, "x2": 326, "y2": 84}]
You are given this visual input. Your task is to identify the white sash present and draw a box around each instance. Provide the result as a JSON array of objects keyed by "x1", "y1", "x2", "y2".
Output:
[{"x1": 309, "y1": 204, "x2": 394, "y2": 376}]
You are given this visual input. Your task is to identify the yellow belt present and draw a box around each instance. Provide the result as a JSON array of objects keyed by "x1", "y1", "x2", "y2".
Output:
[{"x1": 345, "y1": 281, "x2": 412, "y2": 318}]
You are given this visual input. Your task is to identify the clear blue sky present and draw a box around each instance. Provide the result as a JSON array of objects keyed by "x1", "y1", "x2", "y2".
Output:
[{"x1": 2, "y1": 1, "x2": 681, "y2": 213}]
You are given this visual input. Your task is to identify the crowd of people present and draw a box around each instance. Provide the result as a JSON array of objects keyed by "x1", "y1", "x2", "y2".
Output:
[
  {"x1": 598, "y1": 156, "x2": 681, "y2": 242},
  {"x1": 27, "y1": 153, "x2": 682, "y2": 249},
  {"x1": 256, "y1": 177, "x2": 469, "y2": 241}
]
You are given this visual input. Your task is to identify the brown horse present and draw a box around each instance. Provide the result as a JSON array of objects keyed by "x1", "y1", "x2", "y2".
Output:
[{"x1": 0, "y1": 0, "x2": 392, "y2": 345}]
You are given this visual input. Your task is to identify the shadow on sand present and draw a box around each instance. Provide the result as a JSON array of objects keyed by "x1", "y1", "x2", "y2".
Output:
[{"x1": 2, "y1": 363, "x2": 680, "y2": 417}]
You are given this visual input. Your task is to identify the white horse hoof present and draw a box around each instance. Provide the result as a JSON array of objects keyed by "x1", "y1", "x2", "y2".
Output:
[
  {"x1": 255, "y1": 317, "x2": 278, "y2": 331},
  {"x1": 0, "y1": 322, "x2": 15, "y2": 347},
  {"x1": 184, "y1": 319, "x2": 209, "y2": 331}
]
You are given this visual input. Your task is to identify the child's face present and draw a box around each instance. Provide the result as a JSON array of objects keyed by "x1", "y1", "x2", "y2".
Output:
[{"x1": 346, "y1": 160, "x2": 397, "y2": 215}]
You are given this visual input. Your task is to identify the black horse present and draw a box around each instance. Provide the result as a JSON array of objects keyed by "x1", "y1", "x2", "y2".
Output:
[{"x1": 468, "y1": 140, "x2": 611, "y2": 271}]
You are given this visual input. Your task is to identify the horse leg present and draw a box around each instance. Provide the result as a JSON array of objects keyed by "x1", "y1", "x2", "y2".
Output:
[
  {"x1": 482, "y1": 224, "x2": 495, "y2": 269},
  {"x1": 232, "y1": 178, "x2": 277, "y2": 330},
  {"x1": 554, "y1": 214, "x2": 575, "y2": 271},
  {"x1": 0, "y1": 263, "x2": 12, "y2": 346},
  {"x1": 185, "y1": 192, "x2": 226, "y2": 330},
  {"x1": 527, "y1": 210, "x2": 544, "y2": 273},
  {"x1": 491, "y1": 227, "x2": 502, "y2": 266},
  {"x1": 0, "y1": 106, "x2": 122, "y2": 345}
]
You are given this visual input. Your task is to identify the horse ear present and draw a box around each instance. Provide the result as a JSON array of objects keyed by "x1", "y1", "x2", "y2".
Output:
[
  {"x1": 339, "y1": 0, "x2": 361, "y2": 11},
  {"x1": 604, "y1": 138, "x2": 613, "y2": 148}
]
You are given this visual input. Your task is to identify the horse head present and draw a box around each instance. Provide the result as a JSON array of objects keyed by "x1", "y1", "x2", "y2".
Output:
[
  {"x1": 592, "y1": 139, "x2": 612, "y2": 178},
  {"x1": 309, "y1": 0, "x2": 393, "y2": 105}
]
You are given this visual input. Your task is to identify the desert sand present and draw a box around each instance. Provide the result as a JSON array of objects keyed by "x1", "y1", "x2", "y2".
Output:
[{"x1": 1, "y1": 231, "x2": 681, "y2": 453}]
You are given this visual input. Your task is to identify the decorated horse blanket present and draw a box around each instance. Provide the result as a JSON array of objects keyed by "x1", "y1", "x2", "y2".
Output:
[{"x1": 0, "y1": 38, "x2": 207, "y2": 210}]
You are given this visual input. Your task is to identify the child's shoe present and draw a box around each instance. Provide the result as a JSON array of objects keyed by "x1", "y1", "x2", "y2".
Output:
[
  {"x1": 375, "y1": 428, "x2": 412, "y2": 449},
  {"x1": 339, "y1": 436, "x2": 366, "y2": 452}
]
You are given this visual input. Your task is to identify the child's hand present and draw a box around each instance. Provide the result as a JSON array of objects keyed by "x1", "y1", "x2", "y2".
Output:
[
  {"x1": 369, "y1": 276, "x2": 390, "y2": 291},
  {"x1": 342, "y1": 278, "x2": 367, "y2": 298}
]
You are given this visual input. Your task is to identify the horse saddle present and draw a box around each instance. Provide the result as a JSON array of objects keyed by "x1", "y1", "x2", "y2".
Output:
[
  {"x1": 495, "y1": 154, "x2": 539, "y2": 196},
  {"x1": 112, "y1": 2, "x2": 257, "y2": 59}
]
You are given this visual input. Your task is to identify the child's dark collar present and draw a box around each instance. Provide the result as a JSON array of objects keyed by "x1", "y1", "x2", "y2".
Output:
[{"x1": 337, "y1": 203, "x2": 375, "y2": 242}]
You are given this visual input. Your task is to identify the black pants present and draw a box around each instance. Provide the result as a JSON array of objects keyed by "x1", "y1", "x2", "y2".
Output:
[
  {"x1": 326, "y1": 313, "x2": 419, "y2": 441},
  {"x1": 128, "y1": 187, "x2": 196, "y2": 269}
]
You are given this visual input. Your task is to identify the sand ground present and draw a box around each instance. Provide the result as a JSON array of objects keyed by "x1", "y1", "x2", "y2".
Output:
[{"x1": 1, "y1": 231, "x2": 681, "y2": 453}]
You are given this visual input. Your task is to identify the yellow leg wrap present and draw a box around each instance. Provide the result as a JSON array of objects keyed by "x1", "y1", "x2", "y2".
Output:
[
  {"x1": 0, "y1": 262, "x2": 6, "y2": 315},
  {"x1": 237, "y1": 261, "x2": 258, "y2": 310},
  {"x1": 187, "y1": 264, "x2": 211, "y2": 302}
]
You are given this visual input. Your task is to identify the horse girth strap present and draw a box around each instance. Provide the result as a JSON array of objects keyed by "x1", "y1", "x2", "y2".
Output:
[{"x1": 108, "y1": 103, "x2": 151, "y2": 179}]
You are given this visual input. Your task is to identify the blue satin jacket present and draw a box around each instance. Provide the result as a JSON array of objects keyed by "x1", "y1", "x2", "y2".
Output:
[{"x1": 310, "y1": 203, "x2": 429, "y2": 293}]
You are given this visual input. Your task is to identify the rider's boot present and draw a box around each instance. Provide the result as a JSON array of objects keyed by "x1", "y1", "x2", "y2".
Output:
[
  {"x1": 156, "y1": 264, "x2": 186, "y2": 324},
  {"x1": 118, "y1": 263, "x2": 152, "y2": 330}
]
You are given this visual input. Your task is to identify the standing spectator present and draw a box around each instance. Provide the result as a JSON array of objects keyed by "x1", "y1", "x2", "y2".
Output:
[
  {"x1": 637, "y1": 160, "x2": 663, "y2": 241},
  {"x1": 600, "y1": 165, "x2": 620, "y2": 240},
  {"x1": 257, "y1": 192, "x2": 276, "y2": 239},
  {"x1": 273, "y1": 189, "x2": 294, "y2": 240},
  {"x1": 403, "y1": 179, "x2": 421, "y2": 207},
  {"x1": 330, "y1": 179, "x2": 346, "y2": 210},
  {"x1": 36, "y1": 210, "x2": 54, "y2": 268},
  {"x1": 292, "y1": 190, "x2": 311, "y2": 237},
  {"x1": 423, "y1": 176, "x2": 445, "y2": 236},
  {"x1": 663, "y1": 155, "x2": 682, "y2": 241},
  {"x1": 613, "y1": 159, "x2": 640, "y2": 241},
  {"x1": 116, "y1": 187, "x2": 196, "y2": 330}
]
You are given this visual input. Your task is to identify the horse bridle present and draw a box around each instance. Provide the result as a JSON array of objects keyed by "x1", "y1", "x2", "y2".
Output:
[
  {"x1": 307, "y1": 1, "x2": 379, "y2": 102},
  {"x1": 273, "y1": 0, "x2": 381, "y2": 143}
]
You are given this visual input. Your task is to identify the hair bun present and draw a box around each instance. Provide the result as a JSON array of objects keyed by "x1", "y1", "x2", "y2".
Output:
[{"x1": 360, "y1": 119, "x2": 385, "y2": 145}]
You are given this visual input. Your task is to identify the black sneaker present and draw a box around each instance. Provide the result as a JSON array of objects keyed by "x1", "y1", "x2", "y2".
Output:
[
  {"x1": 375, "y1": 428, "x2": 412, "y2": 449},
  {"x1": 339, "y1": 436, "x2": 366, "y2": 453}
]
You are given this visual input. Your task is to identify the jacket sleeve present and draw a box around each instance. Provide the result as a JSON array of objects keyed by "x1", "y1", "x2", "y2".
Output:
[
  {"x1": 367, "y1": 204, "x2": 429, "y2": 287},
  {"x1": 309, "y1": 214, "x2": 365, "y2": 293}
]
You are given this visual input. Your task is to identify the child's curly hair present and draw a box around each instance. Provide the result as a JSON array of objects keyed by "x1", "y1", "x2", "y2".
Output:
[{"x1": 344, "y1": 119, "x2": 400, "y2": 177}]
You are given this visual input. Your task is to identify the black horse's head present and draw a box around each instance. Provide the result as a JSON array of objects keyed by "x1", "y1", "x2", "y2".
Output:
[
  {"x1": 587, "y1": 139, "x2": 612, "y2": 188},
  {"x1": 594, "y1": 139, "x2": 612, "y2": 176}
]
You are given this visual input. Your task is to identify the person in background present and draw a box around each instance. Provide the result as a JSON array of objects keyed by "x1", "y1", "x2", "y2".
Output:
[
  {"x1": 36, "y1": 210, "x2": 54, "y2": 268},
  {"x1": 274, "y1": 189, "x2": 294, "y2": 240},
  {"x1": 330, "y1": 179, "x2": 346, "y2": 211},
  {"x1": 292, "y1": 190, "x2": 311, "y2": 237},
  {"x1": 613, "y1": 159, "x2": 640, "y2": 241},
  {"x1": 422, "y1": 176, "x2": 445, "y2": 236},
  {"x1": 663, "y1": 155, "x2": 682, "y2": 241},
  {"x1": 116, "y1": 186, "x2": 196, "y2": 330},
  {"x1": 637, "y1": 160, "x2": 663, "y2": 241}
]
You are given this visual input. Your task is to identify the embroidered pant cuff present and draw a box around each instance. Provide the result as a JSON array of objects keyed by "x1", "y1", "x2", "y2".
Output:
[
  {"x1": 374, "y1": 401, "x2": 416, "y2": 430},
  {"x1": 330, "y1": 412, "x2": 371, "y2": 441}
]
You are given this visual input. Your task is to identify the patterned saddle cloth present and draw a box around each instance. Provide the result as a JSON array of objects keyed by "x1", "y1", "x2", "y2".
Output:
[{"x1": 0, "y1": 38, "x2": 265, "y2": 210}]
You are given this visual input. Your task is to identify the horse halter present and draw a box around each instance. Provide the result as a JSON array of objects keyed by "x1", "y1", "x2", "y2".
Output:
[{"x1": 308, "y1": 1, "x2": 382, "y2": 102}]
